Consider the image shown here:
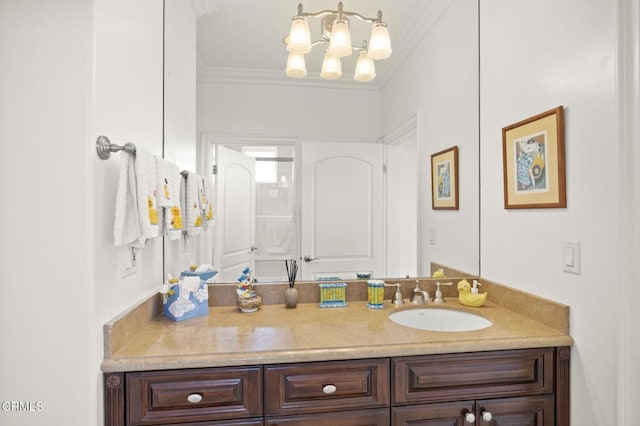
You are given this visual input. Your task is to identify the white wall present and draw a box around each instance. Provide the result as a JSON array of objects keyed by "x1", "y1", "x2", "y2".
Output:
[
  {"x1": 163, "y1": 0, "x2": 199, "y2": 278},
  {"x1": 198, "y1": 82, "x2": 380, "y2": 142},
  {"x1": 0, "y1": 1, "x2": 94, "y2": 425},
  {"x1": 479, "y1": 0, "x2": 622, "y2": 424},
  {"x1": 1, "y1": 0, "x2": 165, "y2": 425},
  {"x1": 381, "y1": 0, "x2": 480, "y2": 276}
]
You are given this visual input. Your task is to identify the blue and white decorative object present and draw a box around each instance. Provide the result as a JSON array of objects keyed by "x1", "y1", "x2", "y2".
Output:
[
  {"x1": 319, "y1": 282, "x2": 348, "y2": 308},
  {"x1": 180, "y1": 263, "x2": 218, "y2": 283},
  {"x1": 160, "y1": 275, "x2": 209, "y2": 322}
]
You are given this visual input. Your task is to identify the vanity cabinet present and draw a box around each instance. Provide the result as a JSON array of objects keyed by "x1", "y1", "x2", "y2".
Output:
[
  {"x1": 104, "y1": 347, "x2": 569, "y2": 426},
  {"x1": 391, "y1": 347, "x2": 568, "y2": 425}
]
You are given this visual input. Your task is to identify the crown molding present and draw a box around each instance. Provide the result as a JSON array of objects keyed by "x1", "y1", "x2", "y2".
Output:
[
  {"x1": 197, "y1": 64, "x2": 381, "y2": 91},
  {"x1": 381, "y1": 112, "x2": 419, "y2": 145},
  {"x1": 377, "y1": 0, "x2": 456, "y2": 88}
]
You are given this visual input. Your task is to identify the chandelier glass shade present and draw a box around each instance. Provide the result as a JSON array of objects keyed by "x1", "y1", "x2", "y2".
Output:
[
  {"x1": 284, "y1": 2, "x2": 392, "y2": 82},
  {"x1": 286, "y1": 52, "x2": 307, "y2": 77},
  {"x1": 320, "y1": 52, "x2": 342, "y2": 79},
  {"x1": 286, "y1": 17, "x2": 312, "y2": 54},
  {"x1": 354, "y1": 50, "x2": 376, "y2": 82}
]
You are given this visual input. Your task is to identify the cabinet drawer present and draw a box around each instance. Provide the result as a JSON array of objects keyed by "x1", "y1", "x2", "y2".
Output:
[
  {"x1": 265, "y1": 408, "x2": 389, "y2": 425},
  {"x1": 264, "y1": 358, "x2": 390, "y2": 416},
  {"x1": 393, "y1": 348, "x2": 554, "y2": 404},
  {"x1": 126, "y1": 366, "x2": 262, "y2": 425}
]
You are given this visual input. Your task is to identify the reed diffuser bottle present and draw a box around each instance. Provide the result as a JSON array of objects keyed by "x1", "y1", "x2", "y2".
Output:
[{"x1": 284, "y1": 258, "x2": 299, "y2": 308}]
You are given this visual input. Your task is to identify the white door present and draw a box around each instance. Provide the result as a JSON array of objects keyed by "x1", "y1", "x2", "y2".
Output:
[
  {"x1": 214, "y1": 146, "x2": 256, "y2": 282},
  {"x1": 301, "y1": 142, "x2": 384, "y2": 279},
  {"x1": 384, "y1": 137, "x2": 418, "y2": 278}
]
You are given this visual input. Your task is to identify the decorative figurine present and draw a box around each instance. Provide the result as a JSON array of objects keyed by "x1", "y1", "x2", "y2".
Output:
[{"x1": 236, "y1": 267, "x2": 262, "y2": 312}]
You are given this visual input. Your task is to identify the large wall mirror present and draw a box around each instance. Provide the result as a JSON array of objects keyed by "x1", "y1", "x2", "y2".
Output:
[{"x1": 163, "y1": 0, "x2": 480, "y2": 283}]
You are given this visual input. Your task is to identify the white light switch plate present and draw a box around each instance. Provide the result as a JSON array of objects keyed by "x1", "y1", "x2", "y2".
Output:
[{"x1": 562, "y1": 241, "x2": 580, "y2": 274}]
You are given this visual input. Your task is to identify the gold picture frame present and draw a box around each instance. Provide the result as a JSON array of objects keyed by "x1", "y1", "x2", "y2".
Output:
[
  {"x1": 502, "y1": 106, "x2": 566, "y2": 209},
  {"x1": 431, "y1": 146, "x2": 459, "y2": 210}
]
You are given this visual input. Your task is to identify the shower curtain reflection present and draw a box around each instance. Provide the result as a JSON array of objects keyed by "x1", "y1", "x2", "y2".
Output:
[{"x1": 238, "y1": 144, "x2": 297, "y2": 281}]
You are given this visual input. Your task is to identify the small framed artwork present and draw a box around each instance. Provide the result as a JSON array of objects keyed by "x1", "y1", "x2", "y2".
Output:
[
  {"x1": 431, "y1": 146, "x2": 459, "y2": 210},
  {"x1": 502, "y1": 106, "x2": 566, "y2": 209}
]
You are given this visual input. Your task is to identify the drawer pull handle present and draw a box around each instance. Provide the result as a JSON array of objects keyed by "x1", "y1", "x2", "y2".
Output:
[
  {"x1": 322, "y1": 384, "x2": 337, "y2": 394},
  {"x1": 187, "y1": 393, "x2": 203, "y2": 404}
]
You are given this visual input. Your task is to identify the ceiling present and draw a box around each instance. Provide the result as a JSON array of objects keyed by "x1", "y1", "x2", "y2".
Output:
[{"x1": 195, "y1": 0, "x2": 444, "y2": 87}]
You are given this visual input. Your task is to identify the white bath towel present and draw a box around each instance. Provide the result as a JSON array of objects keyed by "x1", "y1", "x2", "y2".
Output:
[
  {"x1": 113, "y1": 152, "x2": 143, "y2": 248},
  {"x1": 135, "y1": 147, "x2": 160, "y2": 241},
  {"x1": 181, "y1": 171, "x2": 202, "y2": 236},
  {"x1": 156, "y1": 158, "x2": 183, "y2": 240}
]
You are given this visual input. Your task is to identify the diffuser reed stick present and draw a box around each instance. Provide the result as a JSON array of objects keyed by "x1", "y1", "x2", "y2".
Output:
[{"x1": 285, "y1": 258, "x2": 298, "y2": 289}]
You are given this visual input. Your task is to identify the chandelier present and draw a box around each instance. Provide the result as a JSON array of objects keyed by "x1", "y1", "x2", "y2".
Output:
[{"x1": 284, "y1": 2, "x2": 392, "y2": 82}]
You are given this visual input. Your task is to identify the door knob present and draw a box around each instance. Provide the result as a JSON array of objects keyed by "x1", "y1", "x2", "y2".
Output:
[
  {"x1": 481, "y1": 411, "x2": 493, "y2": 422},
  {"x1": 303, "y1": 255, "x2": 319, "y2": 262},
  {"x1": 464, "y1": 412, "x2": 475, "y2": 423}
]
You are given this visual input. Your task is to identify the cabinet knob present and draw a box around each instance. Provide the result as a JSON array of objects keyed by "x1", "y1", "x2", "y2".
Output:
[
  {"x1": 187, "y1": 393, "x2": 203, "y2": 403},
  {"x1": 464, "y1": 412, "x2": 476, "y2": 423},
  {"x1": 322, "y1": 384, "x2": 337, "y2": 394},
  {"x1": 482, "y1": 411, "x2": 493, "y2": 422}
]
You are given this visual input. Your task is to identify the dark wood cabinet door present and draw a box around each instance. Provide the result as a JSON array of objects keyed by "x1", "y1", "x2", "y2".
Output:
[
  {"x1": 393, "y1": 349, "x2": 554, "y2": 405},
  {"x1": 264, "y1": 358, "x2": 390, "y2": 416},
  {"x1": 392, "y1": 401, "x2": 474, "y2": 426},
  {"x1": 126, "y1": 366, "x2": 262, "y2": 425},
  {"x1": 476, "y1": 395, "x2": 554, "y2": 425}
]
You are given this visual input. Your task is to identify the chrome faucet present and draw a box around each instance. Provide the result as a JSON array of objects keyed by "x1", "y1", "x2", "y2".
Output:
[{"x1": 410, "y1": 280, "x2": 430, "y2": 304}]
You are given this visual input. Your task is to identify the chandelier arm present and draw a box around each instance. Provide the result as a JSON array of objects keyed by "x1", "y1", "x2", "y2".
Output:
[
  {"x1": 299, "y1": 10, "x2": 381, "y2": 24},
  {"x1": 339, "y1": 11, "x2": 379, "y2": 24},
  {"x1": 299, "y1": 9, "x2": 342, "y2": 19},
  {"x1": 310, "y1": 39, "x2": 329, "y2": 47}
]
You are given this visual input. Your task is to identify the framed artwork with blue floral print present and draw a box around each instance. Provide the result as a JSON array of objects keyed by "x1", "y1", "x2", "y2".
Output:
[
  {"x1": 431, "y1": 146, "x2": 459, "y2": 210},
  {"x1": 502, "y1": 106, "x2": 566, "y2": 209}
]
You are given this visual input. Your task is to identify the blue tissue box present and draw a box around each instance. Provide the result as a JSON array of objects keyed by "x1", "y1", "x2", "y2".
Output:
[
  {"x1": 180, "y1": 269, "x2": 218, "y2": 282},
  {"x1": 162, "y1": 279, "x2": 209, "y2": 322}
]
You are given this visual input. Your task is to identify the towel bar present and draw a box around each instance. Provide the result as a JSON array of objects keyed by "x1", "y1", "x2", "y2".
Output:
[{"x1": 96, "y1": 135, "x2": 136, "y2": 160}]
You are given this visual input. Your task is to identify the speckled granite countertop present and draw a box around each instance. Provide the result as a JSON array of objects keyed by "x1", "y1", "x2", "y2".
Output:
[{"x1": 101, "y1": 287, "x2": 573, "y2": 373}]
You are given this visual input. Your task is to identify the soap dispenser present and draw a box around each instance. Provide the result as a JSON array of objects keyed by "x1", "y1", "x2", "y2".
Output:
[{"x1": 471, "y1": 280, "x2": 482, "y2": 294}]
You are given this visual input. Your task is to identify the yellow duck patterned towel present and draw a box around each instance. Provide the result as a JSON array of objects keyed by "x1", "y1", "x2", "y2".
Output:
[
  {"x1": 135, "y1": 147, "x2": 160, "y2": 241},
  {"x1": 199, "y1": 175, "x2": 214, "y2": 228},
  {"x1": 155, "y1": 157, "x2": 183, "y2": 240},
  {"x1": 180, "y1": 171, "x2": 202, "y2": 237}
]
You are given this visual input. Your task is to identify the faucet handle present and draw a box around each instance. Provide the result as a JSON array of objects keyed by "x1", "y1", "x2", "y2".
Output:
[
  {"x1": 384, "y1": 283, "x2": 404, "y2": 306},
  {"x1": 433, "y1": 282, "x2": 453, "y2": 303}
]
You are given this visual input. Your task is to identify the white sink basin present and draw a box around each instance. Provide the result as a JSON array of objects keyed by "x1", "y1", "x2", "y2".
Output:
[{"x1": 389, "y1": 308, "x2": 492, "y2": 332}]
